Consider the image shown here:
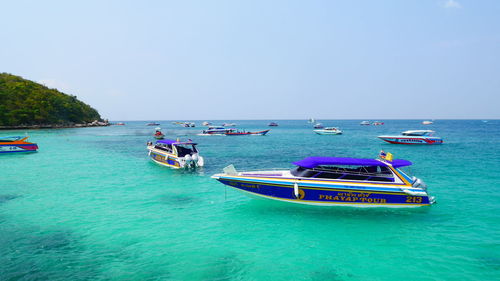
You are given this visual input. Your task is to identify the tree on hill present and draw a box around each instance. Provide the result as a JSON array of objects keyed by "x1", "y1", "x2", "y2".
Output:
[{"x1": 0, "y1": 73, "x2": 102, "y2": 126}]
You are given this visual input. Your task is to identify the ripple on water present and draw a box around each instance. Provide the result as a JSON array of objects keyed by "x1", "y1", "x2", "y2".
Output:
[{"x1": 0, "y1": 194, "x2": 21, "y2": 204}]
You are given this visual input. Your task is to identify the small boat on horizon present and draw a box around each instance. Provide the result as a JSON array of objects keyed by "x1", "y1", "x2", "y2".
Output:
[
  {"x1": 422, "y1": 120, "x2": 433, "y2": 125},
  {"x1": 225, "y1": 129, "x2": 270, "y2": 136},
  {"x1": 268, "y1": 122, "x2": 279, "y2": 127},
  {"x1": 147, "y1": 122, "x2": 160, "y2": 126},
  {"x1": 360, "y1": 121, "x2": 371, "y2": 125},
  {"x1": 222, "y1": 123, "x2": 237, "y2": 127},
  {"x1": 202, "y1": 121, "x2": 212, "y2": 126},
  {"x1": 147, "y1": 139, "x2": 204, "y2": 169},
  {"x1": 0, "y1": 136, "x2": 38, "y2": 154},
  {"x1": 212, "y1": 152, "x2": 434, "y2": 207},
  {"x1": 313, "y1": 123, "x2": 324, "y2": 129},
  {"x1": 372, "y1": 121, "x2": 384, "y2": 125},
  {"x1": 378, "y1": 130, "x2": 443, "y2": 145},
  {"x1": 314, "y1": 127, "x2": 342, "y2": 135}
]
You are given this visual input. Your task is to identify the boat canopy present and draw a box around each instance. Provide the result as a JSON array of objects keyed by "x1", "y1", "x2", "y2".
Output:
[
  {"x1": 156, "y1": 139, "x2": 197, "y2": 145},
  {"x1": 293, "y1": 157, "x2": 412, "y2": 168}
]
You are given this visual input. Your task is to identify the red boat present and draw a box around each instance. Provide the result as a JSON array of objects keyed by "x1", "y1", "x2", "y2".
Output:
[{"x1": 225, "y1": 129, "x2": 270, "y2": 136}]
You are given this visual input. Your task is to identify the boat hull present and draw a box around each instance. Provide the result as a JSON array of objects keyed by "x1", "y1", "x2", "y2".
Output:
[
  {"x1": 0, "y1": 143, "x2": 38, "y2": 153},
  {"x1": 378, "y1": 136, "x2": 443, "y2": 145},
  {"x1": 314, "y1": 130, "x2": 342, "y2": 135},
  {"x1": 225, "y1": 130, "x2": 270, "y2": 136},
  {"x1": 214, "y1": 176, "x2": 432, "y2": 207}
]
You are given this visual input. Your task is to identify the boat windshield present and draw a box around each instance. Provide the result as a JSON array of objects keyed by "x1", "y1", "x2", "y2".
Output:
[
  {"x1": 175, "y1": 144, "x2": 198, "y2": 157},
  {"x1": 402, "y1": 131, "x2": 432, "y2": 136},
  {"x1": 291, "y1": 165, "x2": 394, "y2": 182}
]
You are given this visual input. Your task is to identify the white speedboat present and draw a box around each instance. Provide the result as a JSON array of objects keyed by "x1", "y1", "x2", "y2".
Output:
[
  {"x1": 147, "y1": 139, "x2": 204, "y2": 169},
  {"x1": 314, "y1": 127, "x2": 343, "y2": 135},
  {"x1": 360, "y1": 121, "x2": 370, "y2": 125},
  {"x1": 378, "y1": 130, "x2": 443, "y2": 145},
  {"x1": 422, "y1": 120, "x2": 433, "y2": 125}
]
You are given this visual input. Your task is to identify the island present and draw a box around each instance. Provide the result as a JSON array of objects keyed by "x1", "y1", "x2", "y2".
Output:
[{"x1": 0, "y1": 73, "x2": 108, "y2": 129}]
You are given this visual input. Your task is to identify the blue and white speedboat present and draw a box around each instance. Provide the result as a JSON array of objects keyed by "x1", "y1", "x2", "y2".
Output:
[
  {"x1": 212, "y1": 153, "x2": 434, "y2": 207},
  {"x1": 147, "y1": 139, "x2": 204, "y2": 169}
]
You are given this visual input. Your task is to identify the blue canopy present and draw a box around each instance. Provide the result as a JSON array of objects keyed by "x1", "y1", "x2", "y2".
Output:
[
  {"x1": 156, "y1": 139, "x2": 197, "y2": 145},
  {"x1": 292, "y1": 157, "x2": 412, "y2": 168}
]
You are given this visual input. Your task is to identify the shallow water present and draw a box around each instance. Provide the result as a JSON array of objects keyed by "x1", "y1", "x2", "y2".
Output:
[{"x1": 1, "y1": 120, "x2": 499, "y2": 280}]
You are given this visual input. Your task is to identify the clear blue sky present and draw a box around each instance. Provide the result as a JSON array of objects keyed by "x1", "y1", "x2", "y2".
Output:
[{"x1": 1, "y1": 0, "x2": 498, "y2": 120}]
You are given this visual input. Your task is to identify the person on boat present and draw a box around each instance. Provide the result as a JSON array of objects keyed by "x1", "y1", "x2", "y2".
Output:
[{"x1": 155, "y1": 130, "x2": 163, "y2": 136}]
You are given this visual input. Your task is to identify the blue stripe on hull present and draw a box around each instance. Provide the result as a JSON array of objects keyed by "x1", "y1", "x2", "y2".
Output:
[
  {"x1": 218, "y1": 179, "x2": 430, "y2": 206},
  {"x1": 150, "y1": 152, "x2": 181, "y2": 168}
]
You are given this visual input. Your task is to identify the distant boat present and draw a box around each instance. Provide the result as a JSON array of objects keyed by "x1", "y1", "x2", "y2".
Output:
[
  {"x1": 198, "y1": 127, "x2": 235, "y2": 136},
  {"x1": 360, "y1": 121, "x2": 371, "y2": 125},
  {"x1": 378, "y1": 130, "x2": 443, "y2": 145},
  {"x1": 422, "y1": 120, "x2": 433, "y2": 125},
  {"x1": 222, "y1": 123, "x2": 236, "y2": 127},
  {"x1": 225, "y1": 129, "x2": 270, "y2": 136},
  {"x1": 182, "y1": 122, "x2": 195, "y2": 127},
  {"x1": 372, "y1": 121, "x2": 384, "y2": 125},
  {"x1": 154, "y1": 127, "x2": 165, "y2": 139},
  {"x1": 0, "y1": 136, "x2": 38, "y2": 153},
  {"x1": 313, "y1": 123, "x2": 324, "y2": 129},
  {"x1": 147, "y1": 122, "x2": 160, "y2": 126},
  {"x1": 308, "y1": 118, "x2": 315, "y2": 123},
  {"x1": 314, "y1": 127, "x2": 343, "y2": 135},
  {"x1": 268, "y1": 122, "x2": 279, "y2": 127},
  {"x1": 202, "y1": 121, "x2": 212, "y2": 126}
]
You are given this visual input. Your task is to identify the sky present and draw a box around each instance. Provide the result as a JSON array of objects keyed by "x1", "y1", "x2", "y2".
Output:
[{"x1": 1, "y1": 0, "x2": 499, "y2": 120}]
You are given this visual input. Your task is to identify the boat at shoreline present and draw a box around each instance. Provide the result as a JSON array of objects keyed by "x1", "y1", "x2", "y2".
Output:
[
  {"x1": 147, "y1": 139, "x2": 204, "y2": 169},
  {"x1": 378, "y1": 130, "x2": 443, "y2": 145},
  {"x1": 225, "y1": 129, "x2": 270, "y2": 136},
  {"x1": 212, "y1": 152, "x2": 434, "y2": 207},
  {"x1": 0, "y1": 136, "x2": 38, "y2": 153},
  {"x1": 314, "y1": 127, "x2": 342, "y2": 135}
]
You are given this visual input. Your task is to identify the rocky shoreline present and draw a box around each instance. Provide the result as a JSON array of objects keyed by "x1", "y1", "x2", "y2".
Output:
[{"x1": 0, "y1": 120, "x2": 111, "y2": 130}]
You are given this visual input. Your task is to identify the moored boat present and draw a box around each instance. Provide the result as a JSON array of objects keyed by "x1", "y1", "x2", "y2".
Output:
[
  {"x1": 212, "y1": 152, "x2": 434, "y2": 207},
  {"x1": 154, "y1": 127, "x2": 165, "y2": 139},
  {"x1": 0, "y1": 136, "x2": 38, "y2": 153},
  {"x1": 268, "y1": 122, "x2": 278, "y2": 127},
  {"x1": 314, "y1": 127, "x2": 342, "y2": 135},
  {"x1": 147, "y1": 139, "x2": 204, "y2": 169},
  {"x1": 313, "y1": 123, "x2": 324, "y2": 129},
  {"x1": 225, "y1": 129, "x2": 270, "y2": 136},
  {"x1": 378, "y1": 130, "x2": 443, "y2": 145},
  {"x1": 198, "y1": 127, "x2": 235, "y2": 136}
]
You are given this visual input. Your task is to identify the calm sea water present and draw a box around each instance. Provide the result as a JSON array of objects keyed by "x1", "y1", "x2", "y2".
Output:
[{"x1": 1, "y1": 120, "x2": 499, "y2": 280}]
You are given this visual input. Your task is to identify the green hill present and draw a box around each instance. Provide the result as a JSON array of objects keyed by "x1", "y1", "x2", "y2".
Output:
[{"x1": 0, "y1": 73, "x2": 102, "y2": 127}]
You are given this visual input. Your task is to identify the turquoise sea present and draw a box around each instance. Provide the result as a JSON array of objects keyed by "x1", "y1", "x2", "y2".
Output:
[{"x1": 1, "y1": 120, "x2": 499, "y2": 280}]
